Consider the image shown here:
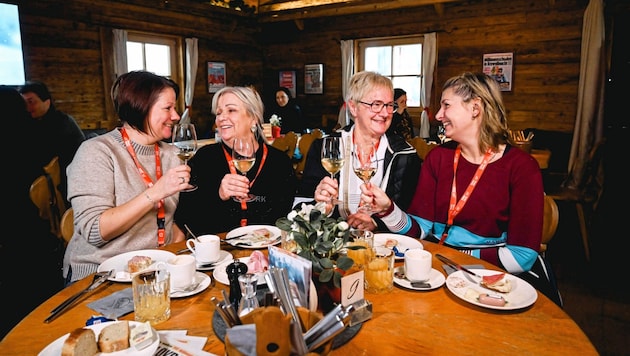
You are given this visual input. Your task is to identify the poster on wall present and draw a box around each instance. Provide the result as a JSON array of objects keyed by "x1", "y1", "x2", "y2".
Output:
[
  {"x1": 207, "y1": 61, "x2": 226, "y2": 93},
  {"x1": 279, "y1": 70, "x2": 297, "y2": 98},
  {"x1": 483, "y1": 52, "x2": 513, "y2": 91},
  {"x1": 304, "y1": 64, "x2": 323, "y2": 94}
]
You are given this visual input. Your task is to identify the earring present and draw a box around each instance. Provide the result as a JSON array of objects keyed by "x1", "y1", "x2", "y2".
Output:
[{"x1": 251, "y1": 125, "x2": 257, "y2": 133}]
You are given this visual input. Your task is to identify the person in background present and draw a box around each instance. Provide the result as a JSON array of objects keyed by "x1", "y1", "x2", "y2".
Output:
[
  {"x1": 2, "y1": 85, "x2": 64, "y2": 337},
  {"x1": 267, "y1": 86, "x2": 305, "y2": 134},
  {"x1": 386, "y1": 88, "x2": 416, "y2": 140},
  {"x1": 19, "y1": 81, "x2": 86, "y2": 208},
  {"x1": 362, "y1": 72, "x2": 561, "y2": 306},
  {"x1": 174, "y1": 86, "x2": 297, "y2": 238},
  {"x1": 295, "y1": 71, "x2": 421, "y2": 232},
  {"x1": 62, "y1": 71, "x2": 191, "y2": 284}
]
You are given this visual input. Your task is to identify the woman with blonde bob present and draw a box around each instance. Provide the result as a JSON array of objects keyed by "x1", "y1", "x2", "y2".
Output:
[{"x1": 174, "y1": 86, "x2": 297, "y2": 237}]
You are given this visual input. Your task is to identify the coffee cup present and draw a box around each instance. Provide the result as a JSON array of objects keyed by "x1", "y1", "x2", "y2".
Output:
[
  {"x1": 404, "y1": 248, "x2": 432, "y2": 282},
  {"x1": 186, "y1": 235, "x2": 221, "y2": 263},
  {"x1": 160, "y1": 255, "x2": 196, "y2": 291},
  {"x1": 132, "y1": 267, "x2": 171, "y2": 325}
]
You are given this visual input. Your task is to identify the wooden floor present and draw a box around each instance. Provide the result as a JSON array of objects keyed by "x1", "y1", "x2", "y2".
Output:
[{"x1": 546, "y1": 134, "x2": 630, "y2": 356}]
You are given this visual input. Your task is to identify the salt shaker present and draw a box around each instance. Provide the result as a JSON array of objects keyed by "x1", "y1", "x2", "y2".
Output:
[
  {"x1": 238, "y1": 273, "x2": 259, "y2": 317},
  {"x1": 226, "y1": 259, "x2": 248, "y2": 307}
]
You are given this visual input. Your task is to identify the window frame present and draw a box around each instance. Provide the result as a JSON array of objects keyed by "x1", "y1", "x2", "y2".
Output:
[{"x1": 356, "y1": 35, "x2": 424, "y2": 118}]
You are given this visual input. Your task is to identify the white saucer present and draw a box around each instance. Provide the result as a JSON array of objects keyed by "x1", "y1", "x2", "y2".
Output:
[
  {"x1": 170, "y1": 272, "x2": 211, "y2": 298},
  {"x1": 196, "y1": 250, "x2": 233, "y2": 271},
  {"x1": 393, "y1": 266, "x2": 445, "y2": 291}
]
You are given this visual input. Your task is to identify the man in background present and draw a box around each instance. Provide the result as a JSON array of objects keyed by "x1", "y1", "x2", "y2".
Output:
[{"x1": 20, "y1": 80, "x2": 85, "y2": 208}]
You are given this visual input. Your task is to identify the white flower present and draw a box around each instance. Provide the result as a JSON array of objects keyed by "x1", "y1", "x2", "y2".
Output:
[{"x1": 270, "y1": 114, "x2": 282, "y2": 127}]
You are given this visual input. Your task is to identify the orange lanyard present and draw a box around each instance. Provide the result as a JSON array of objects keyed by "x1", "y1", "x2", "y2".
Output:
[
  {"x1": 439, "y1": 146, "x2": 494, "y2": 245},
  {"x1": 222, "y1": 142, "x2": 268, "y2": 226},
  {"x1": 120, "y1": 128, "x2": 166, "y2": 246}
]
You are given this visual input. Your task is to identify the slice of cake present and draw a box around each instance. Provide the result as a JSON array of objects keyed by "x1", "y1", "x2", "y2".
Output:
[{"x1": 128, "y1": 256, "x2": 153, "y2": 274}]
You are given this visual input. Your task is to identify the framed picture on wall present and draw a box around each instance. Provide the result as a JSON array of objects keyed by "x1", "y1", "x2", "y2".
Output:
[
  {"x1": 207, "y1": 61, "x2": 226, "y2": 93},
  {"x1": 279, "y1": 70, "x2": 297, "y2": 98},
  {"x1": 304, "y1": 63, "x2": 323, "y2": 94},
  {"x1": 482, "y1": 53, "x2": 513, "y2": 91}
]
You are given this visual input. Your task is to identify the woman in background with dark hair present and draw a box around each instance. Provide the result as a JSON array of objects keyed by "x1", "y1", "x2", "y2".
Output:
[
  {"x1": 267, "y1": 86, "x2": 305, "y2": 134},
  {"x1": 62, "y1": 70, "x2": 191, "y2": 284}
]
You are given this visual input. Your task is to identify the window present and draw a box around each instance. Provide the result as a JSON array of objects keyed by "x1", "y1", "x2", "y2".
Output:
[
  {"x1": 357, "y1": 36, "x2": 423, "y2": 109},
  {"x1": 0, "y1": 3, "x2": 25, "y2": 85},
  {"x1": 126, "y1": 31, "x2": 184, "y2": 95}
]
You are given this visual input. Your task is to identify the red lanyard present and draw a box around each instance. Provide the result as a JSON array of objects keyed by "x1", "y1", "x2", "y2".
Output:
[
  {"x1": 439, "y1": 146, "x2": 494, "y2": 245},
  {"x1": 222, "y1": 142, "x2": 268, "y2": 226},
  {"x1": 120, "y1": 128, "x2": 166, "y2": 246}
]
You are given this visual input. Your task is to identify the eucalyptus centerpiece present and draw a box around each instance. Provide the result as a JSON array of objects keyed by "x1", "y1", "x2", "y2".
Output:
[{"x1": 275, "y1": 202, "x2": 354, "y2": 288}]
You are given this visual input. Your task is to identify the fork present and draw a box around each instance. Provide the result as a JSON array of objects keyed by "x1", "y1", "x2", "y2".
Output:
[{"x1": 171, "y1": 280, "x2": 202, "y2": 294}]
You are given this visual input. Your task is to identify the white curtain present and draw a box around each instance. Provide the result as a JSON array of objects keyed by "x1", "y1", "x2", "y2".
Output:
[
  {"x1": 180, "y1": 37, "x2": 198, "y2": 124},
  {"x1": 339, "y1": 40, "x2": 354, "y2": 128},
  {"x1": 564, "y1": 0, "x2": 605, "y2": 188},
  {"x1": 112, "y1": 29, "x2": 128, "y2": 77},
  {"x1": 419, "y1": 32, "x2": 436, "y2": 139}
]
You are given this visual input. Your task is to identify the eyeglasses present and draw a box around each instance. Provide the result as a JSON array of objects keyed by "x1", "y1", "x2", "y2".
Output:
[{"x1": 358, "y1": 100, "x2": 398, "y2": 114}]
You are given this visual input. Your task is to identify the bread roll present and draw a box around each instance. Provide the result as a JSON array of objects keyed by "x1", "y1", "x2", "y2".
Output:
[
  {"x1": 128, "y1": 256, "x2": 152, "y2": 274},
  {"x1": 98, "y1": 321, "x2": 130, "y2": 352},
  {"x1": 61, "y1": 327, "x2": 97, "y2": 356}
]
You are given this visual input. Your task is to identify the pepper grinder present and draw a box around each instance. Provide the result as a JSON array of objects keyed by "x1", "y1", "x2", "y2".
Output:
[{"x1": 226, "y1": 258, "x2": 248, "y2": 307}]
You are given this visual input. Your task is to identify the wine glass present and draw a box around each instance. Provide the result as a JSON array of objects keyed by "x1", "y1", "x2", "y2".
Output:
[
  {"x1": 321, "y1": 136, "x2": 345, "y2": 204},
  {"x1": 231, "y1": 136, "x2": 257, "y2": 202},
  {"x1": 437, "y1": 124, "x2": 447, "y2": 144},
  {"x1": 172, "y1": 123, "x2": 198, "y2": 192},
  {"x1": 352, "y1": 141, "x2": 378, "y2": 213}
]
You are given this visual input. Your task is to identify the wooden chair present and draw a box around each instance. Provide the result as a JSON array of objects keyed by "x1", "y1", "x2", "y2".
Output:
[
  {"x1": 270, "y1": 131, "x2": 298, "y2": 159},
  {"x1": 546, "y1": 138, "x2": 606, "y2": 262},
  {"x1": 408, "y1": 137, "x2": 437, "y2": 160},
  {"x1": 294, "y1": 129, "x2": 324, "y2": 180},
  {"x1": 540, "y1": 194, "x2": 559, "y2": 256},
  {"x1": 29, "y1": 156, "x2": 67, "y2": 240},
  {"x1": 60, "y1": 207, "x2": 74, "y2": 244}
]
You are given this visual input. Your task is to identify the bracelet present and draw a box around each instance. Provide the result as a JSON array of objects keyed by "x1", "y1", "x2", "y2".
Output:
[{"x1": 144, "y1": 191, "x2": 156, "y2": 204}]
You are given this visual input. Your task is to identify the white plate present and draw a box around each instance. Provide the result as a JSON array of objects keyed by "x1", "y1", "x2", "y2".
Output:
[
  {"x1": 445, "y1": 269, "x2": 538, "y2": 310},
  {"x1": 97, "y1": 249, "x2": 176, "y2": 283},
  {"x1": 170, "y1": 272, "x2": 211, "y2": 298},
  {"x1": 225, "y1": 225, "x2": 282, "y2": 249},
  {"x1": 196, "y1": 250, "x2": 233, "y2": 271},
  {"x1": 393, "y1": 266, "x2": 445, "y2": 291},
  {"x1": 373, "y1": 233, "x2": 423, "y2": 260},
  {"x1": 212, "y1": 256, "x2": 267, "y2": 286},
  {"x1": 38, "y1": 321, "x2": 159, "y2": 356}
]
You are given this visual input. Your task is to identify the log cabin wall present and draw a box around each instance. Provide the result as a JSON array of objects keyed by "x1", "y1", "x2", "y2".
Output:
[
  {"x1": 14, "y1": 0, "x2": 263, "y2": 136},
  {"x1": 14, "y1": 0, "x2": 586, "y2": 138},
  {"x1": 259, "y1": 0, "x2": 588, "y2": 134}
]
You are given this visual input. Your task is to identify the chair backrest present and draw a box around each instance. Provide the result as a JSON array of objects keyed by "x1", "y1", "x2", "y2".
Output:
[
  {"x1": 270, "y1": 131, "x2": 298, "y2": 159},
  {"x1": 60, "y1": 207, "x2": 74, "y2": 244},
  {"x1": 29, "y1": 156, "x2": 67, "y2": 239},
  {"x1": 540, "y1": 194, "x2": 559, "y2": 253},
  {"x1": 408, "y1": 137, "x2": 437, "y2": 160},
  {"x1": 294, "y1": 129, "x2": 324, "y2": 179}
]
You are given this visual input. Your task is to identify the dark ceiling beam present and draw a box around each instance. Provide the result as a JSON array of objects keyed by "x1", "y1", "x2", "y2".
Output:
[{"x1": 257, "y1": 0, "x2": 463, "y2": 23}]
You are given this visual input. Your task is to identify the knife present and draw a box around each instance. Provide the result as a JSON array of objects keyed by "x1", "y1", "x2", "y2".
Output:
[
  {"x1": 435, "y1": 254, "x2": 483, "y2": 279},
  {"x1": 45, "y1": 270, "x2": 113, "y2": 323},
  {"x1": 223, "y1": 232, "x2": 251, "y2": 241}
]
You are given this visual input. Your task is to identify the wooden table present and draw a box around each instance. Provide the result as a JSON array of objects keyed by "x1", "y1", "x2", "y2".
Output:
[{"x1": 0, "y1": 237, "x2": 596, "y2": 355}]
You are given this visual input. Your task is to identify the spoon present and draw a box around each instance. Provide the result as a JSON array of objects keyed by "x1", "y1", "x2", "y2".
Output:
[{"x1": 184, "y1": 224, "x2": 199, "y2": 242}]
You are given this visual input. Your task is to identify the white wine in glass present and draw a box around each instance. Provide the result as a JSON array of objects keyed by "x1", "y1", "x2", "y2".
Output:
[
  {"x1": 321, "y1": 136, "x2": 345, "y2": 204},
  {"x1": 172, "y1": 123, "x2": 198, "y2": 192},
  {"x1": 353, "y1": 141, "x2": 377, "y2": 213},
  {"x1": 437, "y1": 124, "x2": 446, "y2": 144},
  {"x1": 232, "y1": 136, "x2": 257, "y2": 202}
]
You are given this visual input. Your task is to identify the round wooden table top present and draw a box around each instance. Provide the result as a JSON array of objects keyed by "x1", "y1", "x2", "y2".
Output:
[{"x1": 0, "y1": 236, "x2": 597, "y2": 355}]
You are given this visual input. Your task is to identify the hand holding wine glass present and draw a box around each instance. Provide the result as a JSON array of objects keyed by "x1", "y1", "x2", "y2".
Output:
[
  {"x1": 231, "y1": 136, "x2": 256, "y2": 202},
  {"x1": 353, "y1": 141, "x2": 377, "y2": 213},
  {"x1": 320, "y1": 136, "x2": 345, "y2": 205},
  {"x1": 172, "y1": 123, "x2": 198, "y2": 192},
  {"x1": 437, "y1": 124, "x2": 447, "y2": 144}
]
